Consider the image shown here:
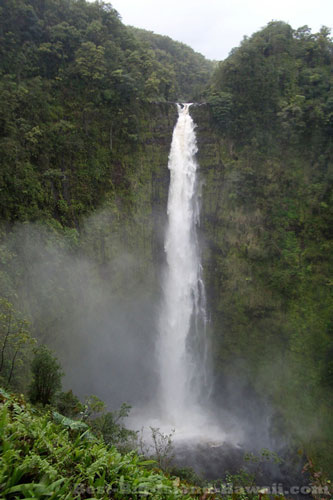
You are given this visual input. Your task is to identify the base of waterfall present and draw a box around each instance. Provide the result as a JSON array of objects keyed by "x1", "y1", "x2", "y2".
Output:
[
  {"x1": 127, "y1": 403, "x2": 243, "y2": 449},
  {"x1": 171, "y1": 440, "x2": 307, "y2": 492},
  {"x1": 127, "y1": 408, "x2": 306, "y2": 494},
  {"x1": 127, "y1": 405, "x2": 307, "y2": 491}
]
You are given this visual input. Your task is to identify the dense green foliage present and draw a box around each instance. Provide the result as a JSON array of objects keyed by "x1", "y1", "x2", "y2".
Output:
[
  {"x1": 128, "y1": 27, "x2": 215, "y2": 101},
  {"x1": 0, "y1": 391, "x2": 196, "y2": 499},
  {"x1": 29, "y1": 346, "x2": 63, "y2": 405},
  {"x1": 201, "y1": 20, "x2": 333, "y2": 474},
  {"x1": 0, "y1": 298, "x2": 35, "y2": 390},
  {"x1": 0, "y1": 0, "x2": 212, "y2": 227},
  {"x1": 210, "y1": 21, "x2": 332, "y2": 150},
  {"x1": 0, "y1": 0, "x2": 332, "y2": 483}
]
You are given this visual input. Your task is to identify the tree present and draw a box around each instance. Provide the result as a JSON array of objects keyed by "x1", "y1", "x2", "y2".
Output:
[
  {"x1": 29, "y1": 345, "x2": 63, "y2": 405},
  {"x1": 82, "y1": 395, "x2": 137, "y2": 450},
  {"x1": 0, "y1": 298, "x2": 35, "y2": 388},
  {"x1": 56, "y1": 389, "x2": 83, "y2": 418}
]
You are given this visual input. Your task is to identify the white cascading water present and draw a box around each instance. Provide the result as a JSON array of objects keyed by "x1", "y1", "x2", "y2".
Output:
[
  {"x1": 157, "y1": 103, "x2": 210, "y2": 428},
  {"x1": 129, "y1": 103, "x2": 228, "y2": 444}
]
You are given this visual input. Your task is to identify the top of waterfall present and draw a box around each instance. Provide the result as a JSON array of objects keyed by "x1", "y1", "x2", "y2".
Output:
[
  {"x1": 177, "y1": 103, "x2": 192, "y2": 112},
  {"x1": 177, "y1": 102, "x2": 207, "y2": 108},
  {"x1": 150, "y1": 101, "x2": 207, "y2": 106}
]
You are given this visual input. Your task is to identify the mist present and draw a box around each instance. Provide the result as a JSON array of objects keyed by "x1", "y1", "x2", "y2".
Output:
[
  {"x1": 2, "y1": 210, "x2": 313, "y2": 487},
  {"x1": 6, "y1": 215, "x2": 269, "y2": 428},
  {"x1": 6, "y1": 215, "x2": 160, "y2": 409}
]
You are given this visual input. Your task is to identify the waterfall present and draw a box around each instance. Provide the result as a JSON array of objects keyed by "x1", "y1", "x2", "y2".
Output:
[
  {"x1": 157, "y1": 103, "x2": 209, "y2": 425},
  {"x1": 129, "y1": 103, "x2": 227, "y2": 444}
]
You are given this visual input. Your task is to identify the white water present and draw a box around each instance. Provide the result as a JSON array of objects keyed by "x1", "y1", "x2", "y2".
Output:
[
  {"x1": 128, "y1": 104, "x2": 233, "y2": 444},
  {"x1": 157, "y1": 103, "x2": 210, "y2": 429}
]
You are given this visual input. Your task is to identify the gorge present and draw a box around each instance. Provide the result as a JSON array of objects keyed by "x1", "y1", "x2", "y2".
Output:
[{"x1": 0, "y1": 0, "x2": 332, "y2": 489}]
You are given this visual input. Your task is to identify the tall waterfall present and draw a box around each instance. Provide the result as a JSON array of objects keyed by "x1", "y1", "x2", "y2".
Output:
[{"x1": 157, "y1": 103, "x2": 209, "y2": 425}]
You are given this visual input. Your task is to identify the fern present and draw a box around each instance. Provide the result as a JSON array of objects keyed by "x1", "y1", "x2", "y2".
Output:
[{"x1": 0, "y1": 391, "x2": 199, "y2": 499}]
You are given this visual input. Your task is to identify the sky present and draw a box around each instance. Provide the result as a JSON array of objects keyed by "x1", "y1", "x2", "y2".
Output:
[{"x1": 110, "y1": 0, "x2": 333, "y2": 60}]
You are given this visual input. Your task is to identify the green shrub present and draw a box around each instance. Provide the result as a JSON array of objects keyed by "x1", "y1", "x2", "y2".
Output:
[{"x1": 29, "y1": 346, "x2": 63, "y2": 406}]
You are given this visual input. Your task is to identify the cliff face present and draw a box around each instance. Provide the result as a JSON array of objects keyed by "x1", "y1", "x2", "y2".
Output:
[{"x1": 192, "y1": 102, "x2": 332, "y2": 474}]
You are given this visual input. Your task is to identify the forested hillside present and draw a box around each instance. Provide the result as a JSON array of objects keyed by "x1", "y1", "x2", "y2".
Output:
[
  {"x1": 0, "y1": 0, "x2": 332, "y2": 486},
  {"x1": 0, "y1": 0, "x2": 212, "y2": 226},
  {"x1": 198, "y1": 21, "x2": 333, "y2": 474},
  {"x1": 128, "y1": 27, "x2": 215, "y2": 101}
]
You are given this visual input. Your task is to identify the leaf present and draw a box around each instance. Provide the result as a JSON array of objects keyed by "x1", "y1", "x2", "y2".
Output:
[{"x1": 138, "y1": 460, "x2": 156, "y2": 466}]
